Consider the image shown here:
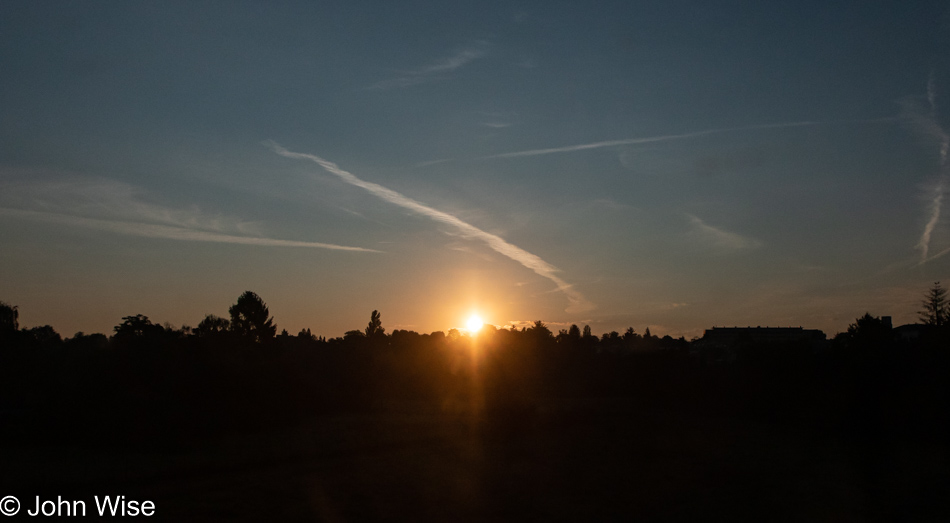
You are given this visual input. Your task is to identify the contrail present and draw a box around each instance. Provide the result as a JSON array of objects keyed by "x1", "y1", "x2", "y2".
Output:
[
  {"x1": 917, "y1": 73, "x2": 950, "y2": 263},
  {"x1": 0, "y1": 207, "x2": 379, "y2": 252},
  {"x1": 481, "y1": 117, "x2": 898, "y2": 159},
  {"x1": 918, "y1": 182, "x2": 945, "y2": 262},
  {"x1": 925, "y1": 243, "x2": 950, "y2": 263},
  {"x1": 266, "y1": 141, "x2": 594, "y2": 313},
  {"x1": 928, "y1": 71, "x2": 948, "y2": 165}
]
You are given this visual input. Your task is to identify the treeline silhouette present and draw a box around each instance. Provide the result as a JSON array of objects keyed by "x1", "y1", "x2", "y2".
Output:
[{"x1": 1, "y1": 288, "x2": 948, "y2": 453}]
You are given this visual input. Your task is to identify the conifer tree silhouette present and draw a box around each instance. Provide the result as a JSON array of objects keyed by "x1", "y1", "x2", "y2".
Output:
[
  {"x1": 229, "y1": 291, "x2": 276, "y2": 343},
  {"x1": 919, "y1": 281, "x2": 949, "y2": 327}
]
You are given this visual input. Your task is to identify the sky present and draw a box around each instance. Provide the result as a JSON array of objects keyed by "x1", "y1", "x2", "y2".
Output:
[{"x1": 2, "y1": 1, "x2": 949, "y2": 339}]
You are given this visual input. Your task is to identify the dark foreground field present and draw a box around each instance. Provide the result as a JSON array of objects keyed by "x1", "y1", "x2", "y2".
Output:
[
  {"x1": 1, "y1": 336, "x2": 948, "y2": 521},
  {"x1": 3, "y1": 400, "x2": 948, "y2": 522}
]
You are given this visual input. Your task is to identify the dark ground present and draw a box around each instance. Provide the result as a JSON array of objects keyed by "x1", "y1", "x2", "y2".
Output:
[
  {"x1": 1, "y1": 335, "x2": 948, "y2": 522},
  {"x1": 2, "y1": 398, "x2": 947, "y2": 522}
]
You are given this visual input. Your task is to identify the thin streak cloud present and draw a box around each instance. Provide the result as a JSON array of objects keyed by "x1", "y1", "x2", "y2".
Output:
[
  {"x1": 266, "y1": 141, "x2": 594, "y2": 313},
  {"x1": 418, "y1": 46, "x2": 487, "y2": 74},
  {"x1": 925, "y1": 244, "x2": 950, "y2": 262},
  {"x1": 918, "y1": 180, "x2": 946, "y2": 262},
  {"x1": 413, "y1": 158, "x2": 453, "y2": 168},
  {"x1": 912, "y1": 74, "x2": 950, "y2": 263},
  {"x1": 482, "y1": 118, "x2": 898, "y2": 159},
  {"x1": 0, "y1": 208, "x2": 379, "y2": 252},
  {"x1": 368, "y1": 42, "x2": 489, "y2": 90},
  {"x1": 687, "y1": 214, "x2": 761, "y2": 251}
]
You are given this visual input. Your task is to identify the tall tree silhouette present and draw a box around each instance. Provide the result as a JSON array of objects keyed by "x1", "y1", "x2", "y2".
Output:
[
  {"x1": 919, "y1": 281, "x2": 948, "y2": 327},
  {"x1": 0, "y1": 301, "x2": 18, "y2": 332},
  {"x1": 568, "y1": 324, "x2": 581, "y2": 340},
  {"x1": 229, "y1": 291, "x2": 276, "y2": 343},
  {"x1": 365, "y1": 310, "x2": 385, "y2": 338},
  {"x1": 622, "y1": 327, "x2": 637, "y2": 341}
]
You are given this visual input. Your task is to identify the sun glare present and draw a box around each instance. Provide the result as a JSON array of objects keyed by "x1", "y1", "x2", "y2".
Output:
[{"x1": 466, "y1": 314, "x2": 484, "y2": 333}]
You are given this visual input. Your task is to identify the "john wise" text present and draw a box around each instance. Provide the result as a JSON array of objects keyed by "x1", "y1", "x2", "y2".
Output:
[{"x1": 27, "y1": 495, "x2": 155, "y2": 517}]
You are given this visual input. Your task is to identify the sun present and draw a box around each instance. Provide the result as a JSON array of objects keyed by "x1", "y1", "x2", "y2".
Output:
[{"x1": 466, "y1": 314, "x2": 484, "y2": 333}]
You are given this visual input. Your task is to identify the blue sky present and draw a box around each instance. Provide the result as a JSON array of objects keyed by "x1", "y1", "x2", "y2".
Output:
[{"x1": 2, "y1": 1, "x2": 949, "y2": 338}]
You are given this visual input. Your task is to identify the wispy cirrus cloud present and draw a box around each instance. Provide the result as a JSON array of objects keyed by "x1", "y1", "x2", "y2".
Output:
[
  {"x1": 687, "y1": 214, "x2": 761, "y2": 251},
  {"x1": 0, "y1": 176, "x2": 378, "y2": 252},
  {"x1": 481, "y1": 117, "x2": 898, "y2": 159},
  {"x1": 266, "y1": 141, "x2": 594, "y2": 313},
  {"x1": 0, "y1": 208, "x2": 377, "y2": 251},
  {"x1": 417, "y1": 45, "x2": 487, "y2": 74},
  {"x1": 917, "y1": 177, "x2": 946, "y2": 262},
  {"x1": 366, "y1": 76, "x2": 436, "y2": 90},
  {"x1": 908, "y1": 72, "x2": 950, "y2": 264},
  {"x1": 367, "y1": 41, "x2": 489, "y2": 90},
  {"x1": 3, "y1": 177, "x2": 263, "y2": 235},
  {"x1": 478, "y1": 110, "x2": 517, "y2": 129},
  {"x1": 413, "y1": 158, "x2": 453, "y2": 168}
]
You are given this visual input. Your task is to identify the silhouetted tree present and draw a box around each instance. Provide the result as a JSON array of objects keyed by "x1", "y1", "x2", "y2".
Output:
[
  {"x1": 522, "y1": 320, "x2": 553, "y2": 350},
  {"x1": 195, "y1": 314, "x2": 230, "y2": 338},
  {"x1": 529, "y1": 320, "x2": 552, "y2": 337},
  {"x1": 66, "y1": 332, "x2": 109, "y2": 350},
  {"x1": 0, "y1": 301, "x2": 18, "y2": 332},
  {"x1": 580, "y1": 324, "x2": 598, "y2": 350},
  {"x1": 478, "y1": 324, "x2": 497, "y2": 341},
  {"x1": 229, "y1": 291, "x2": 276, "y2": 344},
  {"x1": 297, "y1": 328, "x2": 315, "y2": 342},
  {"x1": 447, "y1": 328, "x2": 461, "y2": 342},
  {"x1": 568, "y1": 324, "x2": 581, "y2": 340},
  {"x1": 343, "y1": 330, "x2": 365, "y2": 343},
  {"x1": 622, "y1": 327, "x2": 637, "y2": 341},
  {"x1": 112, "y1": 314, "x2": 167, "y2": 348},
  {"x1": 845, "y1": 312, "x2": 892, "y2": 351},
  {"x1": 919, "y1": 281, "x2": 948, "y2": 327},
  {"x1": 556, "y1": 324, "x2": 581, "y2": 348},
  {"x1": 113, "y1": 314, "x2": 155, "y2": 339},
  {"x1": 365, "y1": 310, "x2": 385, "y2": 338},
  {"x1": 24, "y1": 325, "x2": 62, "y2": 348},
  {"x1": 622, "y1": 327, "x2": 641, "y2": 350},
  {"x1": 600, "y1": 330, "x2": 625, "y2": 353},
  {"x1": 0, "y1": 301, "x2": 18, "y2": 347}
]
